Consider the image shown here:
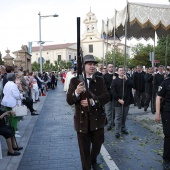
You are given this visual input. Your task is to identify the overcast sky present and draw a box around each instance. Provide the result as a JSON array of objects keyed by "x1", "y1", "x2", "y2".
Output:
[{"x1": 0, "y1": 0, "x2": 169, "y2": 57}]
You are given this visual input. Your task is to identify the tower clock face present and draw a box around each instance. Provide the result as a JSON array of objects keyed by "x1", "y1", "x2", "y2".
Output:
[
  {"x1": 87, "y1": 25, "x2": 94, "y2": 32},
  {"x1": 87, "y1": 25, "x2": 91, "y2": 32}
]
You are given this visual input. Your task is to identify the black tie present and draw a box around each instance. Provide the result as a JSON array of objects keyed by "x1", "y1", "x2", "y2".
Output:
[{"x1": 87, "y1": 78, "x2": 92, "y2": 81}]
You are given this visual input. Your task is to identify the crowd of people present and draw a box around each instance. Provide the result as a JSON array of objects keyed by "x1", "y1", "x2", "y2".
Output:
[
  {"x1": 65, "y1": 55, "x2": 170, "y2": 170},
  {"x1": 1, "y1": 60, "x2": 169, "y2": 169},
  {"x1": 0, "y1": 65, "x2": 58, "y2": 157}
]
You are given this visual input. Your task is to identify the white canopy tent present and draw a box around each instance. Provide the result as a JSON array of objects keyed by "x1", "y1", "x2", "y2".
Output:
[{"x1": 106, "y1": 2, "x2": 170, "y2": 40}]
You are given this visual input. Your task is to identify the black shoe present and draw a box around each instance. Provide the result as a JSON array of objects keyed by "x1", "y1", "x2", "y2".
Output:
[
  {"x1": 144, "y1": 107, "x2": 147, "y2": 112},
  {"x1": 138, "y1": 106, "x2": 141, "y2": 109},
  {"x1": 13, "y1": 147, "x2": 23, "y2": 151},
  {"x1": 33, "y1": 109, "x2": 37, "y2": 112},
  {"x1": 31, "y1": 113, "x2": 39, "y2": 116},
  {"x1": 107, "y1": 127, "x2": 112, "y2": 131},
  {"x1": 163, "y1": 161, "x2": 170, "y2": 170},
  {"x1": 115, "y1": 133, "x2": 120, "y2": 138},
  {"x1": 91, "y1": 163, "x2": 102, "y2": 170},
  {"x1": 7, "y1": 151, "x2": 21, "y2": 156},
  {"x1": 121, "y1": 130, "x2": 129, "y2": 134},
  {"x1": 35, "y1": 99, "x2": 40, "y2": 102}
]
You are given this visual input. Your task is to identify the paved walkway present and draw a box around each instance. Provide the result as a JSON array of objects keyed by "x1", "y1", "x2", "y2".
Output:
[{"x1": 17, "y1": 82, "x2": 82, "y2": 170}]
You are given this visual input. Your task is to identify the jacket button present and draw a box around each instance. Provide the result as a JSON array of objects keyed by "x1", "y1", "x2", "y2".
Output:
[
  {"x1": 72, "y1": 93, "x2": 74, "y2": 96},
  {"x1": 81, "y1": 111, "x2": 83, "y2": 114},
  {"x1": 80, "y1": 121, "x2": 83, "y2": 123},
  {"x1": 95, "y1": 100, "x2": 98, "y2": 103},
  {"x1": 96, "y1": 128, "x2": 98, "y2": 130},
  {"x1": 80, "y1": 130, "x2": 82, "y2": 132},
  {"x1": 96, "y1": 109, "x2": 97, "y2": 111},
  {"x1": 96, "y1": 119, "x2": 97, "y2": 120},
  {"x1": 94, "y1": 89, "x2": 96, "y2": 91}
]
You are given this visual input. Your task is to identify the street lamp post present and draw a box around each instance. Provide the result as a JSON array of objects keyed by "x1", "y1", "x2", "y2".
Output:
[{"x1": 38, "y1": 12, "x2": 58, "y2": 73}]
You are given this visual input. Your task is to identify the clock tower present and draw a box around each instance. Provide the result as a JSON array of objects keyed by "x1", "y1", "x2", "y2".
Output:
[{"x1": 82, "y1": 8, "x2": 100, "y2": 38}]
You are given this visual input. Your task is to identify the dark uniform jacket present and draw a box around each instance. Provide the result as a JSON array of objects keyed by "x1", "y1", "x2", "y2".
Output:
[
  {"x1": 111, "y1": 77, "x2": 134, "y2": 107},
  {"x1": 154, "y1": 73, "x2": 165, "y2": 92},
  {"x1": 133, "y1": 71, "x2": 145, "y2": 92},
  {"x1": 66, "y1": 75, "x2": 110, "y2": 133},
  {"x1": 95, "y1": 71, "x2": 103, "y2": 77},
  {"x1": 157, "y1": 77, "x2": 170, "y2": 111},
  {"x1": 144, "y1": 73, "x2": 153, "y2": 94}
]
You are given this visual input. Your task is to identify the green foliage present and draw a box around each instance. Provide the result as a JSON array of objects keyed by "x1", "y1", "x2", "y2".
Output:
[
  {"x1": 31, "y1": 59, "x2": 73, "y2": 72},
  {"x1": 32, "y1": 61, "x2": 40, "y2": 71},
  {"x1": 0, "y1": 52, "x2": 4, "y2": 65},
  {"x1": 131, "y1": 44, "x2": 152, "y2": 67},
  {"x1": 131, "y1": 36, "x2": 170, "y2": 67},
  {"x1": 131, "y1": 43, "x2": 145, "y2": 56},
  {"x1": 155, "y1": 36, "x2": 170, "y2": 66},
  {"x1": 98, "y1": 49, "x2": 133, "y2": 68}
]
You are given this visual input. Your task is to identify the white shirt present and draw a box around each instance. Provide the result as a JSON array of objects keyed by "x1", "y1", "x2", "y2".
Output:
[{"x1": 1, "y1": 81, "x2": 23, "y2": 108}]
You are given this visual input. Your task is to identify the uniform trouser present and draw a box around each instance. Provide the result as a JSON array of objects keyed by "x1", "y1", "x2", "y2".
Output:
[
  {"x1": 136, "y1": 91, "x2": 145, "y2": 108},
  {"x1": 77, "y1": 128, "x2": 104, "y2": 170},
  {"x1": 152, "y1": 91, "x2": 157, "y2": 112},
  {"x1": 133, "y1": 91, "x2": 137, "y2": 105},
  {"x1": 115, "y1": 106, "x2": 129, "y2": 133},
  {"x1": 105, "y1": 100, "x2": 115, "y2": 128},
  {"x1": 161, "y1": 111, "x2": 170, "y2": 162},
  {"x1": 51, "y1": 81, "x2": 55, "y2": 89},
  {"x1": 144, "y1": 93, "x2": 152, "y2": 109}
]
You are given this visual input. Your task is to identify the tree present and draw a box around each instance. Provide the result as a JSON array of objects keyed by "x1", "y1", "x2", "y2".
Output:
[
  {"x1": 104, "y1": 49, "x2": 131, "y2": 68},
  {"x1": 130, "y1": 44, "x2": 152, "y2": 68},
  {"x1": 131, "y1": 43, "x2": 145, "y2": 56},
  {"x1": 43, "y1": 60, "x2": 51, "y2": 71},
  {"x1": 0, "y1": 52, "x2": 4, "y2": 65},
  {"x1": 155, "y1": 35, "x2": 170, "y2": 66},
  {"x1": 32, "y1": 61, "x2": 40, "y2": 71}
]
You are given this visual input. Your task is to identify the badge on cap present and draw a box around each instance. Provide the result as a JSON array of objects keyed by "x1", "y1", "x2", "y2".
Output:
[{"x1": 158, "y1": 86, "x2": 162, "y2": 92}]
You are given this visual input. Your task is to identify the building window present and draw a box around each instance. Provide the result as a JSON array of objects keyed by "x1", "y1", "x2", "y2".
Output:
[
  {"x1": 89, "y1": 45, "x2": 93, "y2": 53},
  {"x1": 69, "y1": 55, "x2": 71, "y2": 60},
  {"x1": 36, "y1": 53, "x2": 38, "y2": 55},
  {"x1": 58, "y1": 55, "x2": 61, "y2": 61}
]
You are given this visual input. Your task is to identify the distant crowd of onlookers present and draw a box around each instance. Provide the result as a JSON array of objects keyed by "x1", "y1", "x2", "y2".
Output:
[{"x1": 0, "y1": 65, "x2": 58, "y2": 157}]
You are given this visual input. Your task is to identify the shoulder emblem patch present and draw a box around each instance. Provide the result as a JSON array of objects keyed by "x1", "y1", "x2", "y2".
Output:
[{"x1": 158, "y1": 86, "x2": 162, "y2": 92}]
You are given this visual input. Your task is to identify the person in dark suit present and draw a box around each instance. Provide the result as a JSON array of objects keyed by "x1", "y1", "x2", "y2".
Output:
[
  {"x1": 133, "y1": 65, "x2": 145, "y2": 109},
  {"x1": 51, "y1": 72, "x2": 56, "y2": 89},
  {"x1": 95, "y1": 63, "x2": 103, "y2": 77},
  {"x1": 66, "y1": 55, "x2": 110, "y2": 170},
  {"x1": 144, "y1": 67, "x2": 154, "y2": 112},
  {"x1": 111, "y1": 66, "x2": 134, "y2": 138},
  {"x1": 153, "y1": 65, "x2": 165, "y2": 113},
  {"x1": 103, "y1": 63, "x2": 116, "y2": 130},
  {"x1": 156, "y1": 76, "x2": 170, "y2": 170}
]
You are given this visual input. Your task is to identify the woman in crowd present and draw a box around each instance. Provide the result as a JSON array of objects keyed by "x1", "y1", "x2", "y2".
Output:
[
  {"x1": 0, "y1": 109, "x2": 22, "y2": 156},
  {"x1": 28, "y1": 72, "x2": 39, "y2": 103},
  {"x1": 17, "y1": 72, "x2": 38, "y2": 116},
  {"x1": 1, "y1": 73, "x2": 25, "y2": 135}
]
